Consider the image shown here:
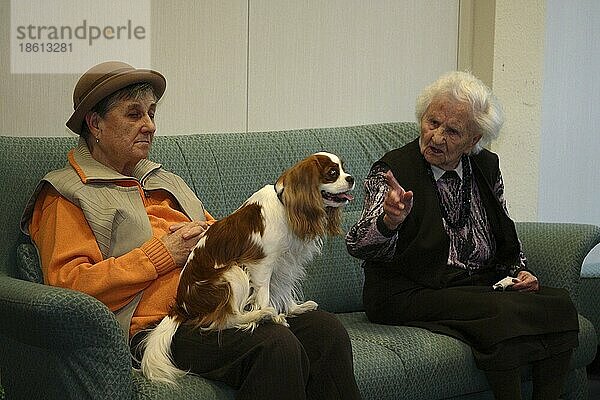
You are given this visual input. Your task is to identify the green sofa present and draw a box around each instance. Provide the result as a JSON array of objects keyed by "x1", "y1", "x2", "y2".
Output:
[{"x1": 1, "y1": 122, "x2": 599, "y2": 400}]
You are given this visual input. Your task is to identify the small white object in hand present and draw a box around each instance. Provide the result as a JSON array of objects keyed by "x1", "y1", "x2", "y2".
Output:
[{"x1": 492, "y1": 276, "x2": 519, "y2": 291}]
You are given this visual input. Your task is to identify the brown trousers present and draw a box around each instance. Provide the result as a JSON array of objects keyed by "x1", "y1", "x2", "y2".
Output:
[{"x1": 132, "y1": 309, "x2": 361, "y2": 400}]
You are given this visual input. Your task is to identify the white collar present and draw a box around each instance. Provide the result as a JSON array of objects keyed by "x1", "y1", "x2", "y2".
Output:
[{"x1": 431, "y1": 159, "x2": 463, "y2": 181}]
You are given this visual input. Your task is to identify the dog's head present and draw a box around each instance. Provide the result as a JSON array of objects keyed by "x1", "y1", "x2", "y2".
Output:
[{"x1": 275, "y1": 152, "x2": 354, "y2": 239}]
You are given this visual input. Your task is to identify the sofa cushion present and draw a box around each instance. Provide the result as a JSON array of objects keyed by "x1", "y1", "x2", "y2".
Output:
[
  {"x1": 0, "y1": 136, "x2": 77, "y2": 277},
  {"x1": 338, "y1": 312, "x2": 596, "y2": 400},
  {"x1": 170, "y1": 131, "x2": 327, "y2": 218},
  {"x1": 302, "y1": 210, "x2": 365, "y2": 313},
  {"x1": 349, "y1": 333, "x2": 407, "y2": 399},
  {"x1": 338, "y1": 312, "x2": 487, "y2": 399},
  {"x1": 165, "y1": 123, "x2": 419, "y2": 219}
]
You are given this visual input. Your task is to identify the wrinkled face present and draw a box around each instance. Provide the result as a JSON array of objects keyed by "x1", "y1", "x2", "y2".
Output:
[
  {"x1": 89, "y1": 93, "x2": 157, "y2": 175},
  {"x1": 314, "y1": 152, "x2": 355, "y2": 207},
  {"x1": 419, "y1": 96, "x2": 481, "y2": 170}
]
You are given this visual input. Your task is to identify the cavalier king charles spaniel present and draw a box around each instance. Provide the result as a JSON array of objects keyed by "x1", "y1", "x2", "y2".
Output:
[{"x1": 140, "y1": 152, "x2": 354, "y2": 384}]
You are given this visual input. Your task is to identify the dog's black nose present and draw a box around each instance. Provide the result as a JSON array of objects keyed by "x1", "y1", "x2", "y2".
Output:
[{"x1": 346, "y1": 176, "x2": 355, "y2": 185}]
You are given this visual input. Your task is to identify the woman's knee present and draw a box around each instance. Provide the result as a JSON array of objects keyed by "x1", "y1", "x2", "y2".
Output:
[
  {"x1": 288, "y1": 310, "x2": 353, "y2": 356},
  {"x1": 255, "y1": 323, "x2": 311, "y2": 368}
]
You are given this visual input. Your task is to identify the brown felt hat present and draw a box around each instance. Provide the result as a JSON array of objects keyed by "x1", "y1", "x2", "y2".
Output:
[{"x1": 66, "y1": 61, "x2": 166, "y2": 135}]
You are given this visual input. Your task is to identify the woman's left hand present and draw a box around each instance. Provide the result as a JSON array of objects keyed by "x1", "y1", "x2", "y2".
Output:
[
  {"x1": 511, "y1": 270, "x2": 540, "y2": 292},
  {"x1": 169, "y1": 221, "x2": 209, "y2": 239}
]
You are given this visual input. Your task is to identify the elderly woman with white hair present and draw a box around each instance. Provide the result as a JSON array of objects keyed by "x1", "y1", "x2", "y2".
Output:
[{"x1": 346, "y1": 71, "x2": 579, "y2": 400}]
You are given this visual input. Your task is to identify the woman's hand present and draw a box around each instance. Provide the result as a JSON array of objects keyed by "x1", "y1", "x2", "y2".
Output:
[
  {"x1": 382, "y1": 170, "x2": 414, "y2": 230},
  {"x1": 160, "y1": 221, "x2": 209, "y2": 267},
  {"x1": 511, "y1": 270, "x2": 540, "y2": 292}
]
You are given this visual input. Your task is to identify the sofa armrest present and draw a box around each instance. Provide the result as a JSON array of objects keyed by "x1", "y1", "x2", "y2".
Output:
[
  {"x1": 0, "y1": 275, "x2": 133, "y2": 399},
  {"x1": 515, "y1": 222, "x2": 600, "y2": 301}
]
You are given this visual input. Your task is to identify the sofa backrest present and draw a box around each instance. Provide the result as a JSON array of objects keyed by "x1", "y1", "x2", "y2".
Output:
[
  {"x1": 0, "y1": 122, "x2": 419, "y2": 312},
  {"x1": 1, "y1": 136, "x2": 77, "y2": 278}
]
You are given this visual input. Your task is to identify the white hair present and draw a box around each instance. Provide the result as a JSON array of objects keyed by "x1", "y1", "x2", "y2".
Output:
[{"x1": 415, "y1": 71, "x2": 504, "y2": 154}]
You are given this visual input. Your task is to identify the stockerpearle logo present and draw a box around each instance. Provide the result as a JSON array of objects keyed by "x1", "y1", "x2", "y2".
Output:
[{"x1": 11, "y1": 0, "x2": 151, "y2": 74}]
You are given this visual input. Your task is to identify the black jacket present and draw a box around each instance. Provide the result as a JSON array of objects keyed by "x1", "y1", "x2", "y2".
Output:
[{"x1": 363, "y1": 139, "x2": 521, "y2": 306}]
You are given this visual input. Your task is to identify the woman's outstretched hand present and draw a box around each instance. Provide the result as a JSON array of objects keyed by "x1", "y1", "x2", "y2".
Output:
[{"x1": 382, "y1": 170, "x2": 414, "y2": 230}]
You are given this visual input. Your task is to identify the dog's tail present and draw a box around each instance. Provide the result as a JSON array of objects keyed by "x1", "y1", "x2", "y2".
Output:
[{"x1": 140, "y1": 315, "x2": 187, "y2": 385}]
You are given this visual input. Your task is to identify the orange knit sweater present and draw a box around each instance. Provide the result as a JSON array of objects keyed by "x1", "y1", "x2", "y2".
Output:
[{"x1": 29, "y1": 184, "x2": 215, "y2": 337}]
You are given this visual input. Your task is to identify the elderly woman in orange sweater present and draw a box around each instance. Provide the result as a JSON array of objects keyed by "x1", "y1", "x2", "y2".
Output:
[{"x1": 21, "y1": 61, "x2": 361, "y2": 400}]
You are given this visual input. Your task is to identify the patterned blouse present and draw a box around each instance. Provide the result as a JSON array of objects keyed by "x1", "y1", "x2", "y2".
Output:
[{"x1": 345, "y1": 158, "x2": 526, "y2": 276}]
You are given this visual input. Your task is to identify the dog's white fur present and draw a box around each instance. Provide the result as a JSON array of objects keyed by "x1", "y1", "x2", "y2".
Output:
[{"x1": 140, "y1": 152, "x2": 354, "y2": 384}]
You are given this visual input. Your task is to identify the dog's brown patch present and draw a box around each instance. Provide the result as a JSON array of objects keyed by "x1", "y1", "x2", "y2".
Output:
[{"x1": 171, "y1": 202, "x2": 266, "y2": 329}]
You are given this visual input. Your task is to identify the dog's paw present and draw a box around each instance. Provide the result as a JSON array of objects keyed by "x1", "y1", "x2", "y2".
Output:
[
  {"x1": 301, "y1": 300, "x2": 318, "y2": 311},
  {"x1": 261, "y1": 306, "x2": 278, "y2": 316},
  {"x1": 237, "y1": 321, "x2": 260, "y2": 331},
  {"x1": 234, "y1": 307, "x2": 277, "y2": 331},
  {"x1": 272, "y1": 313, "x2": 289, "y2": 327},
  {"x1": 288, "y1": 300, "x2": 318, "y2": 316}
]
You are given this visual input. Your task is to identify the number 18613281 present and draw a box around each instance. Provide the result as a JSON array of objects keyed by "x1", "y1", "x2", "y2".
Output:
[{"x1": 19, "y1": 42, "x2": 73, "y2": 53}]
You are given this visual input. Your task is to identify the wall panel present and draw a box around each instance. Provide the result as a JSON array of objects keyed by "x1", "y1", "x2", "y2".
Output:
[
  {"x1": 247, "y1": 0, "x2": 459, "y2": 132},
  {"x1": 538, "y1": 0, "x2": 600, "y2": 262},
  {"x1": 1, "y1": 1, "x2": 459, "y2": 137},
  {"x1": 151, "y1": 0, "x2": 248, "y2": 134}
]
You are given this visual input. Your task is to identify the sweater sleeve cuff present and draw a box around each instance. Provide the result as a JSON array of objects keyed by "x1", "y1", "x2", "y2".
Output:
[
  {"x1": 376, "y1": 213, "x2": 399, "y2": 238},
  {"x1": 141, "y1": 237, "x2": 176, "y2": 276}
]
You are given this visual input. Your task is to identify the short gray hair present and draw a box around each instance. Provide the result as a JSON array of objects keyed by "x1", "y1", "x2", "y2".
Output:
[{"x1": 415, "y1": 71, "x2": 504, "y2": 154}]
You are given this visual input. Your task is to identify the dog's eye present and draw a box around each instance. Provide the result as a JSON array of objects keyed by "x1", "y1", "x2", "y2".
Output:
[{"x1": 327, "y1": 168, "x2": 339, "y2": 178}]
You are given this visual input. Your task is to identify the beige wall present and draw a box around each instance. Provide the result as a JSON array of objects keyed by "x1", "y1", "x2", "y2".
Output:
[
  {"x1": 150, "y1": 0, "x2": 249, "y2": 134},
  {"x1": 458, "y1": 0, "x2": 496, "y2": 87},
  {"x1": 246, "y1": 0, "x2": 458, "y2": 132},
  {"x1": 488, "y1": 0, "x2": 600, "y2": 243},
  {"x1": 460, "y1": 0, "x2": 545, "y2": 222},
  {"x1": 538, "y1": 0, "x2": 600, "y2": 258},
  {"x1": 1, "y1": 0, "x2": 459, "y2": 137},
  {"x1": 491, "y1": 0, "x2": 546, "y2": 222}
]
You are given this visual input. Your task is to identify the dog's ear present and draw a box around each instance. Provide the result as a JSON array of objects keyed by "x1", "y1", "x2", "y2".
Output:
[
  {"x1": 325, "y1": 207, "x2": 343, "y2": 236},
  {"x1": 274, "y1": 177, "x2": 285, "y2": 198},
  {"x1": 279, "y1": 156, "x2": 327, "y2": 239}
]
